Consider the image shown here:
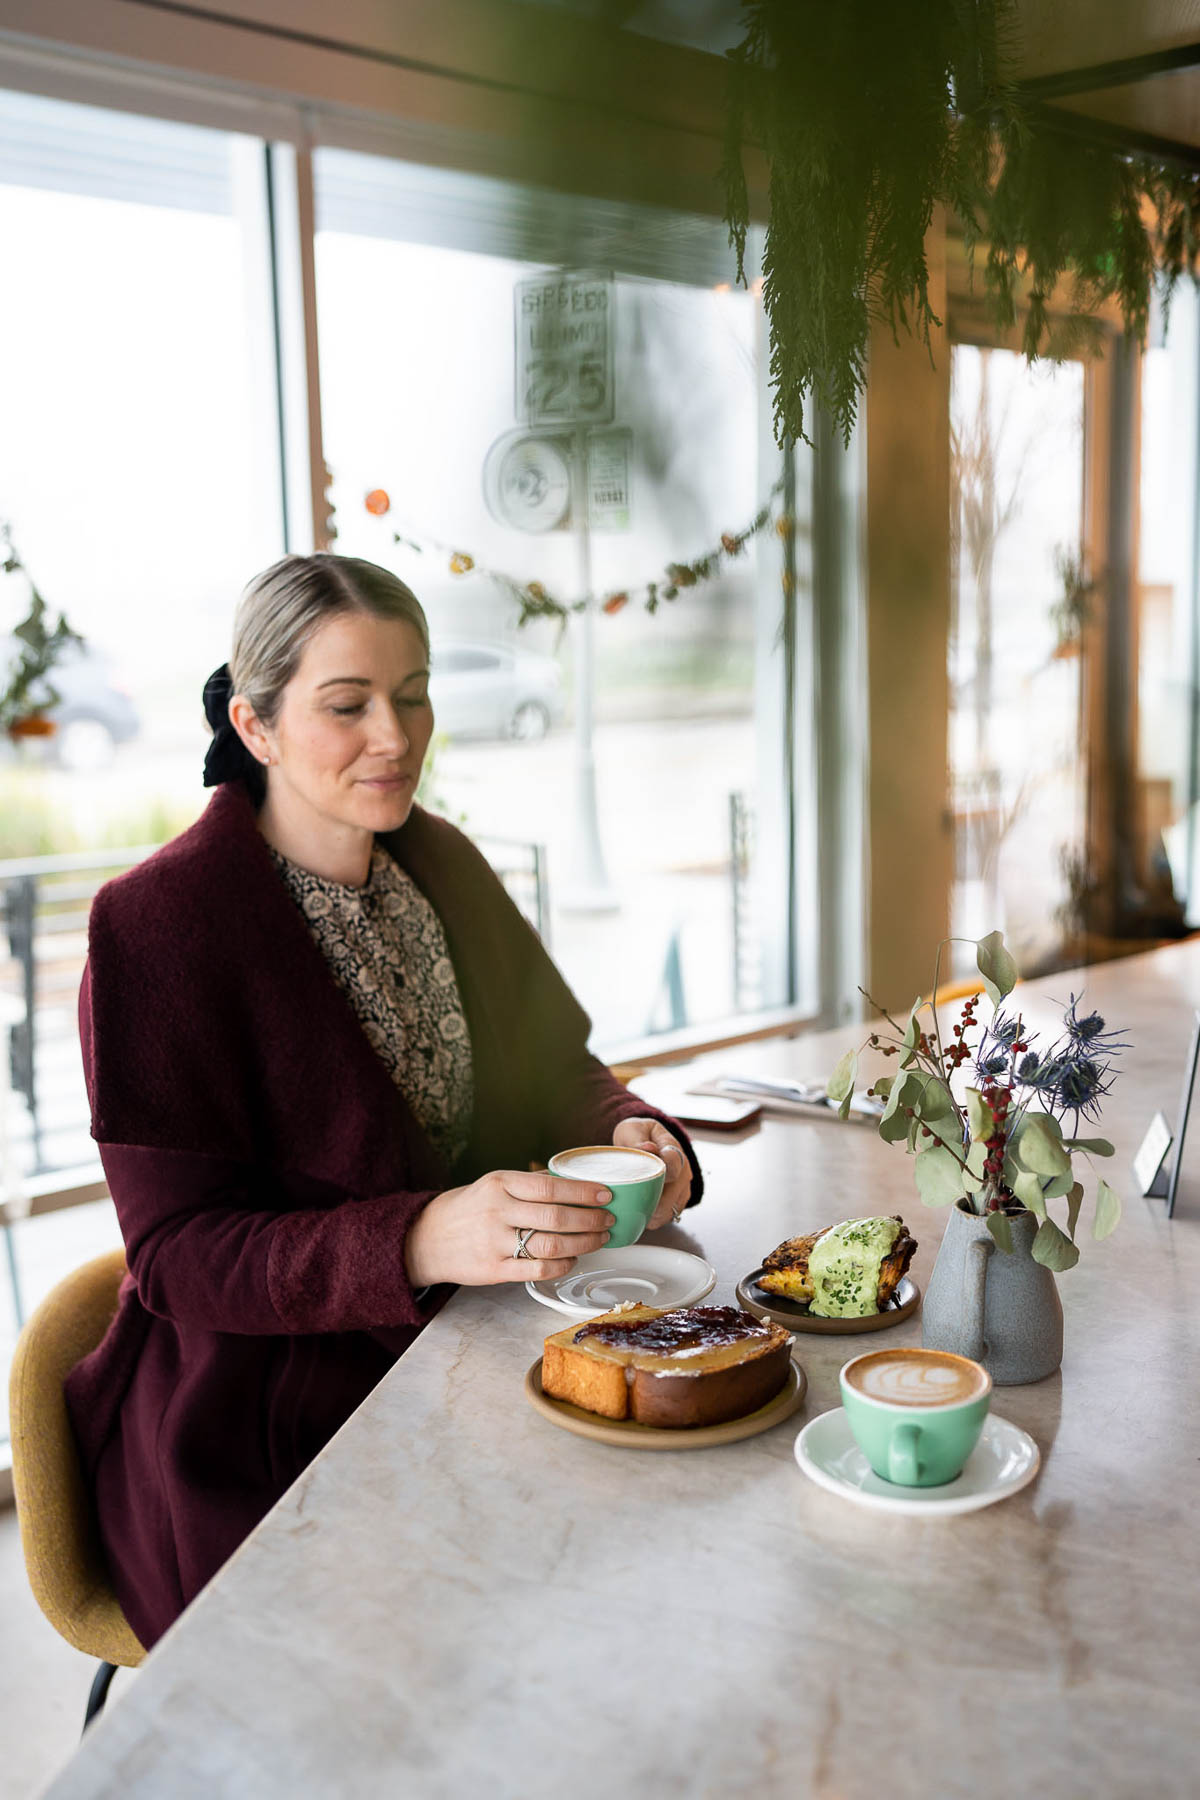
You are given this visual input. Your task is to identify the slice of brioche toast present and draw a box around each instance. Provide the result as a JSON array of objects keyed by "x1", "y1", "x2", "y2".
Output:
[{"x1": 541, "y1": 1303, "x2": 793, "y2": 1429}]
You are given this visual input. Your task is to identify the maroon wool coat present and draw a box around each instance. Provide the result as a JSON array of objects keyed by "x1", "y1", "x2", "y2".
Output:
[{"x1": 65, "y1": 781, "x2": 701, "y2": 1647}]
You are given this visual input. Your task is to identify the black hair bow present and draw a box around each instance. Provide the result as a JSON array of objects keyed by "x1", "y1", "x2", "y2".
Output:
[{"x1": 202, "y1": 664, "x2": 264, "y2": 799}]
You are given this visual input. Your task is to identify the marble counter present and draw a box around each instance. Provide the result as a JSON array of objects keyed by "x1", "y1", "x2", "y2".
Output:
[{"x1": 41, "y1": 946, "x2": 1200, "y2": 1798}]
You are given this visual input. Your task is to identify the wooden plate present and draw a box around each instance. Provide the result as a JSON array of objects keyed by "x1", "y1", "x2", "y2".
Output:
[
  {"x1": 736, "y1": 1271, "x2": 921, "y2": 1335},
  {"x1": 524, "y1": 1356, "x2": 807, "y2": 1450}
]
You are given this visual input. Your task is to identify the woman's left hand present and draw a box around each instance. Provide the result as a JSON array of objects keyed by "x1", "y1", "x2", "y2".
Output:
[{"x1": 612, "y1": 1116, "x2": 692, "y2": 1229}]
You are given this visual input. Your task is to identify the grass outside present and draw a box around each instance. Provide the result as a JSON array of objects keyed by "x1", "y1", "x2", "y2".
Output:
[{"x1": 0, "y1": 769, "x2": 202, "y2": 862}]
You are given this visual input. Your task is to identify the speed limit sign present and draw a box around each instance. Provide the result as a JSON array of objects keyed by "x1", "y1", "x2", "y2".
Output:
[{"x1": 515, "y1": 274, "x2": 614, "y2": 425}]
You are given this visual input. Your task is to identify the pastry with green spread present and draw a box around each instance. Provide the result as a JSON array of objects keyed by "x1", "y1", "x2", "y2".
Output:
[{"x1": 759, "y1": 1215, "x2": 917, "y2": 1317}]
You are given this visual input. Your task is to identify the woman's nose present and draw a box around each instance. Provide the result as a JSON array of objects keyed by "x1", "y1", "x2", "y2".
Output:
[{"x1": 371, "y1": 702, "x2": 409, "y2": 757}]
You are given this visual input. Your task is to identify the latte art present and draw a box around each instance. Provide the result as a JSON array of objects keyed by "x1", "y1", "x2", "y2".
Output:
[
  {"x1": 554, "y1": 1148, "x2": 664, "y2": 1184},
  {"x1": 844, "y1": 1348, "x2": 989, "y2": 1408}
]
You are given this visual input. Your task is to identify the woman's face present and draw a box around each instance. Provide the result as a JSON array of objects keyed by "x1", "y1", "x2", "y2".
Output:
[{"x1": 260, "y1": 611, "x2": 434, "y2": 838}]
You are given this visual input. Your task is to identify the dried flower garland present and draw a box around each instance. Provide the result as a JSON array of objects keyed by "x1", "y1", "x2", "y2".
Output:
[{"x1": 363, "y1": 481, "x2": 784, "y2": 628}]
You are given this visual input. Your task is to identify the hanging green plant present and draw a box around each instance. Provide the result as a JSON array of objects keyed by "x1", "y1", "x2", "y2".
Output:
[
  {"x1": 723, "y1": 0, "x2": 1200, "y2": 447},
  {"x1": 1, "y1": 520, "x2": 84, "y2": 737},
  {"x1": 722, "y1": 0, "x2": 1018, "y2": 447}
]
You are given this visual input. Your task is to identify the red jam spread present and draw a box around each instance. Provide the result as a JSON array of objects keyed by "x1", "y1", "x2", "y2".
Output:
[{"x1": 573, "y1": 1306, "x2": 769, "y2": 1353}]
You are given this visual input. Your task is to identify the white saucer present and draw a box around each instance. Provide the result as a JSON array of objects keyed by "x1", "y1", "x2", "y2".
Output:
[
  {"x1": 794, "y1": 1407, "x2": 1040, "y2": 1516},
  {"x1": 526, "y1": 1246, "x2": 717, "y2": 1317}
]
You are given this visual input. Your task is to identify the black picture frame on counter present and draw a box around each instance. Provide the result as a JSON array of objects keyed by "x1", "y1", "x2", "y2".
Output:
[{"x1": 1133, "y1": 1009, "x2": 1200, "y2": 1220}]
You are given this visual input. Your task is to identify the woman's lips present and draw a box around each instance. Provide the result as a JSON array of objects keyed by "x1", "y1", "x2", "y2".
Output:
[{"x1": 360, "y1": 774, "x2": 414, "y2": 790}]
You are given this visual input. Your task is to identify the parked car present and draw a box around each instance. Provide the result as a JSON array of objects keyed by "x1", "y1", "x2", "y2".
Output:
[
  {"x1": 0, "y1": 635, "x2": 140, "y2": 770},
  {"x1": 428, "y1": 640, "x2": 564, "y2": 741}
]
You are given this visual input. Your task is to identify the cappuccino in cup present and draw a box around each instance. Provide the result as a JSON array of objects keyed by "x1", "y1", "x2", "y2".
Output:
[
  {"x1": 843, "y1": 1348, "x2": 990, "y2": 1408},
  {"x1": 840, "y1": 1347, "x2": 992, "y2": 1488},
  {"x1": 548, "y1": 1145, "x2": 666, "y2": 1248},
  {"x1": 551, "y1": 1148, "x2": 664, "y2": 1184}
]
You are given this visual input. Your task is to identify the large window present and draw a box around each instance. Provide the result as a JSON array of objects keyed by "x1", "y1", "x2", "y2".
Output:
[
  {"x1": 0, "y1": 87, "x2": 285, "y2": 1168},
  {"x1": 0, "y1": 101, "x2": 819, "y2": 1461},
  {"x1": 0, "y1": 89, "x2": 286, "y2": 1440},
  {"x1": 313, "y1": 150, "x2": 797, "y2": 1046}
]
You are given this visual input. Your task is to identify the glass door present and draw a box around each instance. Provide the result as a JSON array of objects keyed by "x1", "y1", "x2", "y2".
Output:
[{"x1": 948, "y1": 343, "x2": 1088, "y2": 976}]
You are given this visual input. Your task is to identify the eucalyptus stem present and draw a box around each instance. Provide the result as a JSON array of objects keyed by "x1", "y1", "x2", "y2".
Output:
[{"x1": 928, "y1": 937, "x2": 950, "y2": 1088}]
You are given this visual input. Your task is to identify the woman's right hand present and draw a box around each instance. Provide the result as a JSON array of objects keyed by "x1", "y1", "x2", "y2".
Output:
[{"x1": 404, "y1": 1169, "x2": 615, "y2": 1289}]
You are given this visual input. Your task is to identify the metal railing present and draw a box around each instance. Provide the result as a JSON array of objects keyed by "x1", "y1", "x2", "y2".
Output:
[
  {"x1": 478, "y1": 836, "x2": 551, "y2": 947},
  {"x1": 0, "y1": 847, "x2": 159, "y2": 1173},
  {"x1": 0, "y1": 832, "x2": 549, "y2": 1183},
  {"x1": 730, "y1": 790, "x2": 763, "y2": 1015}
]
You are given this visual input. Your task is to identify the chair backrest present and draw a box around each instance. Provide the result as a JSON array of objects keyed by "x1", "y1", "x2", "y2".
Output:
[
  {"x1": 608, "y1": 1063, "x2": 645, "y2": 1089},
  {"x1": 9, "y1": 1248, "x2": 145, "y2": 1666}
]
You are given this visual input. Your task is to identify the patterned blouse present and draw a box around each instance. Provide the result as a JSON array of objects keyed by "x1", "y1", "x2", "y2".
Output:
[{"x1": 267, "y1": 843, "x2": 474, "y2": 1166}]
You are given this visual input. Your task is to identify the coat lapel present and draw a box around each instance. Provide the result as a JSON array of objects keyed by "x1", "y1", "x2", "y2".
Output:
[
  {"x1": 380, "y1": 807, "x2": 517, "y2": 1174},
  {"x1": 210, "y1": 786, "x2": 452, "y2": 1192}
]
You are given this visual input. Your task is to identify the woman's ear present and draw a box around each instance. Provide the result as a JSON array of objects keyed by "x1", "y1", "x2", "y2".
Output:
[{"x1": 228, "y1": 693, "x2": 273, "y2": 767}]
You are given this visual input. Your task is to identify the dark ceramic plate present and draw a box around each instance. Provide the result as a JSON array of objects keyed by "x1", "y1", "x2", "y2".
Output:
[
  {"x1": 524, "y1": 1356, "x2": 807, "y2": 1449},
  {"x1": 735, "y1": 1270, "x2": 921, "y2": 1335}
]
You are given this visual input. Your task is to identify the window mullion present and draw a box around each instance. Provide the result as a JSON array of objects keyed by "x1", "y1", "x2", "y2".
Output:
[{"x1": 267, "y1": 136, "x2": 329, "y2": 553}]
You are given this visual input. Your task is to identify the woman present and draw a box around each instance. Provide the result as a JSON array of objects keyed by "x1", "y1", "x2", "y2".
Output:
[{"x1": 66, "y1": 553, "x2": 700, "y2": 1648}]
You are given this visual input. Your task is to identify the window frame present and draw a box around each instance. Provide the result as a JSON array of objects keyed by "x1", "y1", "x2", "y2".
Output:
[{"x1": 0, "y1": 42, "x2": 863, "y2": 1350}]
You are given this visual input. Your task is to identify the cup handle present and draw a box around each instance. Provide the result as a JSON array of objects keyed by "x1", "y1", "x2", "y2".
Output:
[
  {"x1": 888, "y1": 1422, "x2": 924, "y2": 1485},
  {"x1": 962, "y1": 1236, "x2": 993, "y2": 1362}
]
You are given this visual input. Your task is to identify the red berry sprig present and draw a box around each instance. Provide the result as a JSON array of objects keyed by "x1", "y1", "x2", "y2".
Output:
[
  {"x1": 980, "y1": 1079, "x2": 1012, "y2": 1186},
  {"x1": 945, "y1": 993, "x2": 979, "y2": 1069}
]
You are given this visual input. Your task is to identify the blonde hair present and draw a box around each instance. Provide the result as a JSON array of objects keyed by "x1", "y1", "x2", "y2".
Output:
[{"x1": 230, "y1": 553, "x2": 429, "y2": 728}]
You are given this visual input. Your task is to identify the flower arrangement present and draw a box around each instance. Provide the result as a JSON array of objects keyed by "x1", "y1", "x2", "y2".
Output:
[{"x1": 826, "y1": 931, "x2": 1124, "y2": 1271}]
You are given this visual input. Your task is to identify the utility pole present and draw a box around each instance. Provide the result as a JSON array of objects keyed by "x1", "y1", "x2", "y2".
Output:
[{"x1": 562, "y1": 425, "x2": 617, "y2": 910}]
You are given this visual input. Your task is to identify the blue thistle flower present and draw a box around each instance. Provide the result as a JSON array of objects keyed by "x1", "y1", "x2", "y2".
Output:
[
  {"x1": 1059, "y1": 1058, "x2": 1103, "y2": 1107},
  {"x1": 1062, "y1": 994, "x2": 1129, "y2": 1058},
  {"x1": 975, "y1": 1011, "x2": 1023, "y2": 1083},
  {"x1": 1043, "y1": 1050, "x2": 1115, "y2": 1124},
  {"x1": 973, "y1": 993, "x2": 1125, "y2": 1131},
  {"x1": 1015, "y1": 1051, "x2": 1066, "y2": 1093}
]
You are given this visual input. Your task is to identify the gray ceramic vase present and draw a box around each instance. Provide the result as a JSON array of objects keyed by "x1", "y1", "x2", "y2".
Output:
[{"x1": 922, "y1": 1200, "x2": 1063, "y2": 1384}]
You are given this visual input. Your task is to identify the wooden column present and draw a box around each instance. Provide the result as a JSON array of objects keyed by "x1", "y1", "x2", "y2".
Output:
[
  {"x1": 864, "y1": 214, "x2": 953, "y2": 1012},
  {"x1": 1081, "y1": 336, "x2": 1143, "y2": 941}
]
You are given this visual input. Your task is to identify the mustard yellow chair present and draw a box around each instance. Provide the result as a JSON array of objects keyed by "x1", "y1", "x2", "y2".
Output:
[
  {"x1": 9, "y1": 1248, "x2": 145, "y2": 1732},
  {"x1": 931, "y1": 977, "x2": 989, "y2": 1006}
]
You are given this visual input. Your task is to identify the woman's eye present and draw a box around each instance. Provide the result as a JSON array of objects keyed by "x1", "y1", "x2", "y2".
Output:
[{"x1": 329, "y1": 692, "x2": 427, "y2": 716}]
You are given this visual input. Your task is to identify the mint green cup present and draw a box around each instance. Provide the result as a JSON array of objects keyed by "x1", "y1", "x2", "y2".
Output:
[
  {"x1": 548, "y1": 1146, "x2": 666, "y2": 1249},
  {"x1": 839, "y1": 1348, "x2": 992, "y2": 1488}
]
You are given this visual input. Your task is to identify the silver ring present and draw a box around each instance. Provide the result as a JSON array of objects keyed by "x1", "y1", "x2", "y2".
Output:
[
  {"x1": 671, "y1": 1206, "x2": 684, "y2": 1225},
  {"x1": 513, "y1": 1226, "x2": 536, "y2": 1260}
]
